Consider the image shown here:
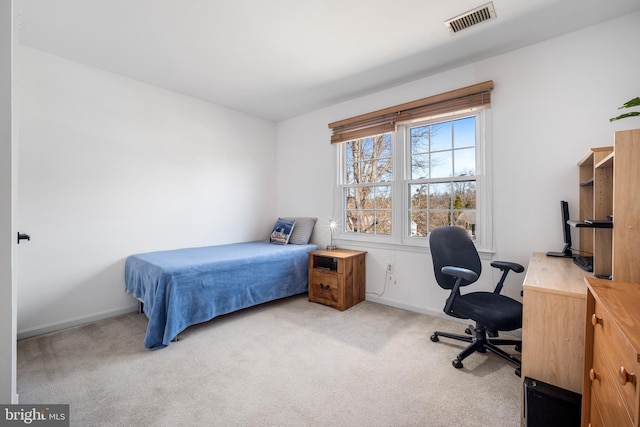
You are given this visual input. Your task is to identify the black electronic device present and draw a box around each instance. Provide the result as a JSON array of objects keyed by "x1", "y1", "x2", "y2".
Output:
[
  {"x1": 547, "y1": 201, "x2": 573, "y2": 258},
  {"x1": 573, "y1": 255, "x2": 593, "y2": 272},
  {"x1": 523, "y1": 377, "x2": 581, "y2": 427}
]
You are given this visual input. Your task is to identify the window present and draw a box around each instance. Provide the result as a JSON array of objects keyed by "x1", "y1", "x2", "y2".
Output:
[
  {"x1": 407, "y1": 115, "x2": 478, "y2": 239},
  {"x1": 344, "y1": 133, "x2": 393, "y2": 235},
  {"x1": 330, "y1": 81, "x2": 492, "y2": 250}
]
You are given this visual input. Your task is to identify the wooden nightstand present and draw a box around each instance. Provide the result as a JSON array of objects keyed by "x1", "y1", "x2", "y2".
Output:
[{"x1": 308, "y1": 249, "x2": 366, "y2": 311}]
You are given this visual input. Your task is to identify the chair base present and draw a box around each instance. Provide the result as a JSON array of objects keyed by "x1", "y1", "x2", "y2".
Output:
[{"x1": 431, "y1": 325, "x2": 521, "y2": 376}]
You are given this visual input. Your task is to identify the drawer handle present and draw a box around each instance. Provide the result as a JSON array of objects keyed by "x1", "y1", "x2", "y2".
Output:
[
  {"x1": 319, "y1": 283, "x2": 331, "y2": 291},
  {"x1": 591, "y1": 314, "x2": 603, "y2": 327},
  {"x1": 619, "y1": 367, "x2": 637, "y2": 386},
  {"x1": 589, "y1": 368, "x2": 601, "y2": 382}
]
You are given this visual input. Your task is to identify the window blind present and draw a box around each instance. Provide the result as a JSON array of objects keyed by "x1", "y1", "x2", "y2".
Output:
[{"x1": 328, "y1": 80, "x2": 493, "y2": 144}]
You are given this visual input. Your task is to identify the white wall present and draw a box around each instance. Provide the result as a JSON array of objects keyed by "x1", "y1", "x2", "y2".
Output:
[
  {"x1": 277, "y1": 12, "x2": 640, "y2": 318},
  {"x1": 0, "y1": 0, "x2": 18, "y2": 404},
  {"x1": 17, "y1": 46, "x2": 278, "y2": 337},
  {"x1": 15, "y1": 12, "x2": 640, "y2": 337}
]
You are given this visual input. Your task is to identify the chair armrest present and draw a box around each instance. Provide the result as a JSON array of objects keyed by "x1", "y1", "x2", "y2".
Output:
[
  {"x1": 441, "y1": 266, "x2": 478, "y2": 315},
  {"x1": 490, "y1": 260, "x2": 524, "y2": 273},
  {"x1": 441, "y1": 266, "x2": 478, "y2": 283},
  {"x1": 490, "y1": 261, "x2": 524, "y2": 294}
]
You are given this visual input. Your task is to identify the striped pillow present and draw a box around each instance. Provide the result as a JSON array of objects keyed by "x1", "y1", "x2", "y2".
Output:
[{"x1": 283, "y1": 217, "x2": 317, "y2": 244}]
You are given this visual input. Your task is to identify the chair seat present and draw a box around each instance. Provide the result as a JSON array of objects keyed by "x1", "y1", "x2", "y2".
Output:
[{"x1": 452, "y1": 292, "x2": 522, "y2": 331}]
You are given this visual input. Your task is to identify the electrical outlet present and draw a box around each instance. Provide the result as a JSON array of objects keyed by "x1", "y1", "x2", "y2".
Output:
[
  {"x1": 386, "y1": 262, "x2": 394, "y2": 274},
  {"x1": 386, "y1": 262, "x2": 395, "y2": 283}
]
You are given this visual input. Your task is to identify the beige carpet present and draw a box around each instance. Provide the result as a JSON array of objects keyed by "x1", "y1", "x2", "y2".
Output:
[{"x1": 17, "y1": 295, "x2": 521, "y2": 426}]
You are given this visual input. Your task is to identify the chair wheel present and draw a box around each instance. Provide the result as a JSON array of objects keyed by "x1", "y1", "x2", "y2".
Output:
[
  {"x1": 515, "y1": 368, "x2": 521, "y2": 377},
  {"x1": 452, "y1": 359, "x2": 463, "y2": 369},
  {"x1": 430, "y1": 334, "x2": 439, "y2": 342}
]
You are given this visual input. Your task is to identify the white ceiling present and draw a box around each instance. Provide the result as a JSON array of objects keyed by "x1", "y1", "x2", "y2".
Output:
[{"x1": 18, "y1": 0, "x2": 640, "y2": 121}]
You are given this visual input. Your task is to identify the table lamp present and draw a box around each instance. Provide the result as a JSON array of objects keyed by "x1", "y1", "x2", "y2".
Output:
[{"x1": 327, "y1": 219, "x2": 337, "y2": 250}]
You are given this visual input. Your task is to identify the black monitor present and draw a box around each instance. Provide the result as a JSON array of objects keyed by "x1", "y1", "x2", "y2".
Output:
[{"x1": 547, "y1": 200, "x2": 573, "y2": 258}]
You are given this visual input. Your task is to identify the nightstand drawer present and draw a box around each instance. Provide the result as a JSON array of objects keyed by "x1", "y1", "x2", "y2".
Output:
[{"x1": 309, "y1": 270, "x2": 339, "y2": 306}]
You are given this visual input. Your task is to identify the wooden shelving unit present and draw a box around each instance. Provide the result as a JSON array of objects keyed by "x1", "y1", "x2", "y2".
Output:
[
  {"x1": 575, "y1": 128, "x2": 640, "y2": 281},
  {"x1": 611, "y1": 130, "x2": 640, "y2": 282},
  {"x1": 577, "y1": 146, "x2": 612, "y2": 276}
]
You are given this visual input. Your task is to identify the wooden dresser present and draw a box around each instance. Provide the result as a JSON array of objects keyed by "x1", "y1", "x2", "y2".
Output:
[
  {"x1": 583, "y1": 277, "x2": 640, "y2": 427},
  {"x1": 308, "y1": 249, "x2": 366, "y2": 311}
]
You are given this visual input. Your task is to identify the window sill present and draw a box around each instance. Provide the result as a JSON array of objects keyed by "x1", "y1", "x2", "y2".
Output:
[{"x1": 332, "y1": 237, "x2": 495, "y2": 258}]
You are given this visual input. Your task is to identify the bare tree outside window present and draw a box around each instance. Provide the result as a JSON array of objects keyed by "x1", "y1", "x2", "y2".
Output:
[{"x1": 344, "y1": 133, "x2": 392, "y2": 235}]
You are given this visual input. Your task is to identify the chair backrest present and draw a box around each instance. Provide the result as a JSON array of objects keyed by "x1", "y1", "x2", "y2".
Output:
[{"x1": 429, "y1": 226, "x2": 482, "y2": 290}]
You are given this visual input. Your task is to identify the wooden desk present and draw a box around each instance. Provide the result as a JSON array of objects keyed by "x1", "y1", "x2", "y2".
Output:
[{"x1": 522, "y1": 253, "x2": 591, "y2": 394}]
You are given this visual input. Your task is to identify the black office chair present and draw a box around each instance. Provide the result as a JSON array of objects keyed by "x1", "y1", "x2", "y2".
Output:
[{"x1": 429, "y1": 226, "x2": 524, "y2": 375}]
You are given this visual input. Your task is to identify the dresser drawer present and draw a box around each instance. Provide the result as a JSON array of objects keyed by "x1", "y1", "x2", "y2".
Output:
[
  {"x1": 589, "y1": 392, "x2": 605, "y2": 427},
  {"x1": 590, "y1": 345, "x2": 634, "y2": 427},
  {"x1": 593, "y1": 302, "x2": 638, "y2": 419},
  {"x1": 583, "y1": 279, "x2": 640, "y2": 427},
  {"x1": 309, "y1": 270, "x2": 339, "y2": 306}
]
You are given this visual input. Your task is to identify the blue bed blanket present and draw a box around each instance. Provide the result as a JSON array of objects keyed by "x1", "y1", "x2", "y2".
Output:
[{"x1": 125, "y1": 241, "x2": 318, "y2": 349}]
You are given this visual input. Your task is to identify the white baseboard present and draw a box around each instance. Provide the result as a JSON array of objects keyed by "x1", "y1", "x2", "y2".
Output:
[
  {"x1": 365, "y1": 294, "x2": 451, "y2": 320},
  {"x1": 17, "y1": 305, "x2": 139, "y2": 340},
  {"x1": 365, "y1": 295, "x2": 522, "y2": 337}
]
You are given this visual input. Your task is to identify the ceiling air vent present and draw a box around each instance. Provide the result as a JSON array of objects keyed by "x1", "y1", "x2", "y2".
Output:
[{"x1": 445, "y1": 2, "x2": 496, "y2": 34}]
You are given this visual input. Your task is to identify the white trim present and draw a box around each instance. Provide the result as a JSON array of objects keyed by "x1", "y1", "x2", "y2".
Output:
[
  {"x1": 17, "y1": 305, "x2": 139, "y2": 340},
  {"x1": 478, "y1": 108, "x2": 494, "y2": 251},
  {"x1": 333, "y1": 237, "x2": 496, "y2": 259},
  {"x1": 365, "y1": 294, "x2": 522, "y2": 338},
  {"x1": 366, "y1": 294, "x2": 448, "y2": 317}
]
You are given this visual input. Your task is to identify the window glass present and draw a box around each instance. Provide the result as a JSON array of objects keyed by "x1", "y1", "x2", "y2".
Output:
[
  {"x1": 454, "y1": 148, "x2": 475, "y2": 176},
  {"x1": 343, "y1": 133, "x2": 393, "y2": 235},
  {"x1": 408, "y1": 115, "x2": 478, "y2": 239},
  {"x1": 430, "y1": 151, "x2": 453, "y2": 178},
  {"x1": 453, "y1": 117, "x2": 476, "y2": 149}
]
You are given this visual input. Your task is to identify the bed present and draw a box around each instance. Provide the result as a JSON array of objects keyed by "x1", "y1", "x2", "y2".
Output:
[{"x1": 125, "y1": 223, "x2": 318, "y2": 349}]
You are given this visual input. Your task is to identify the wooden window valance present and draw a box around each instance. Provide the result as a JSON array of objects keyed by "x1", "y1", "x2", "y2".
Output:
[{"x1": 328, "y1": 80, "x2": 494, "y2": 144}]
